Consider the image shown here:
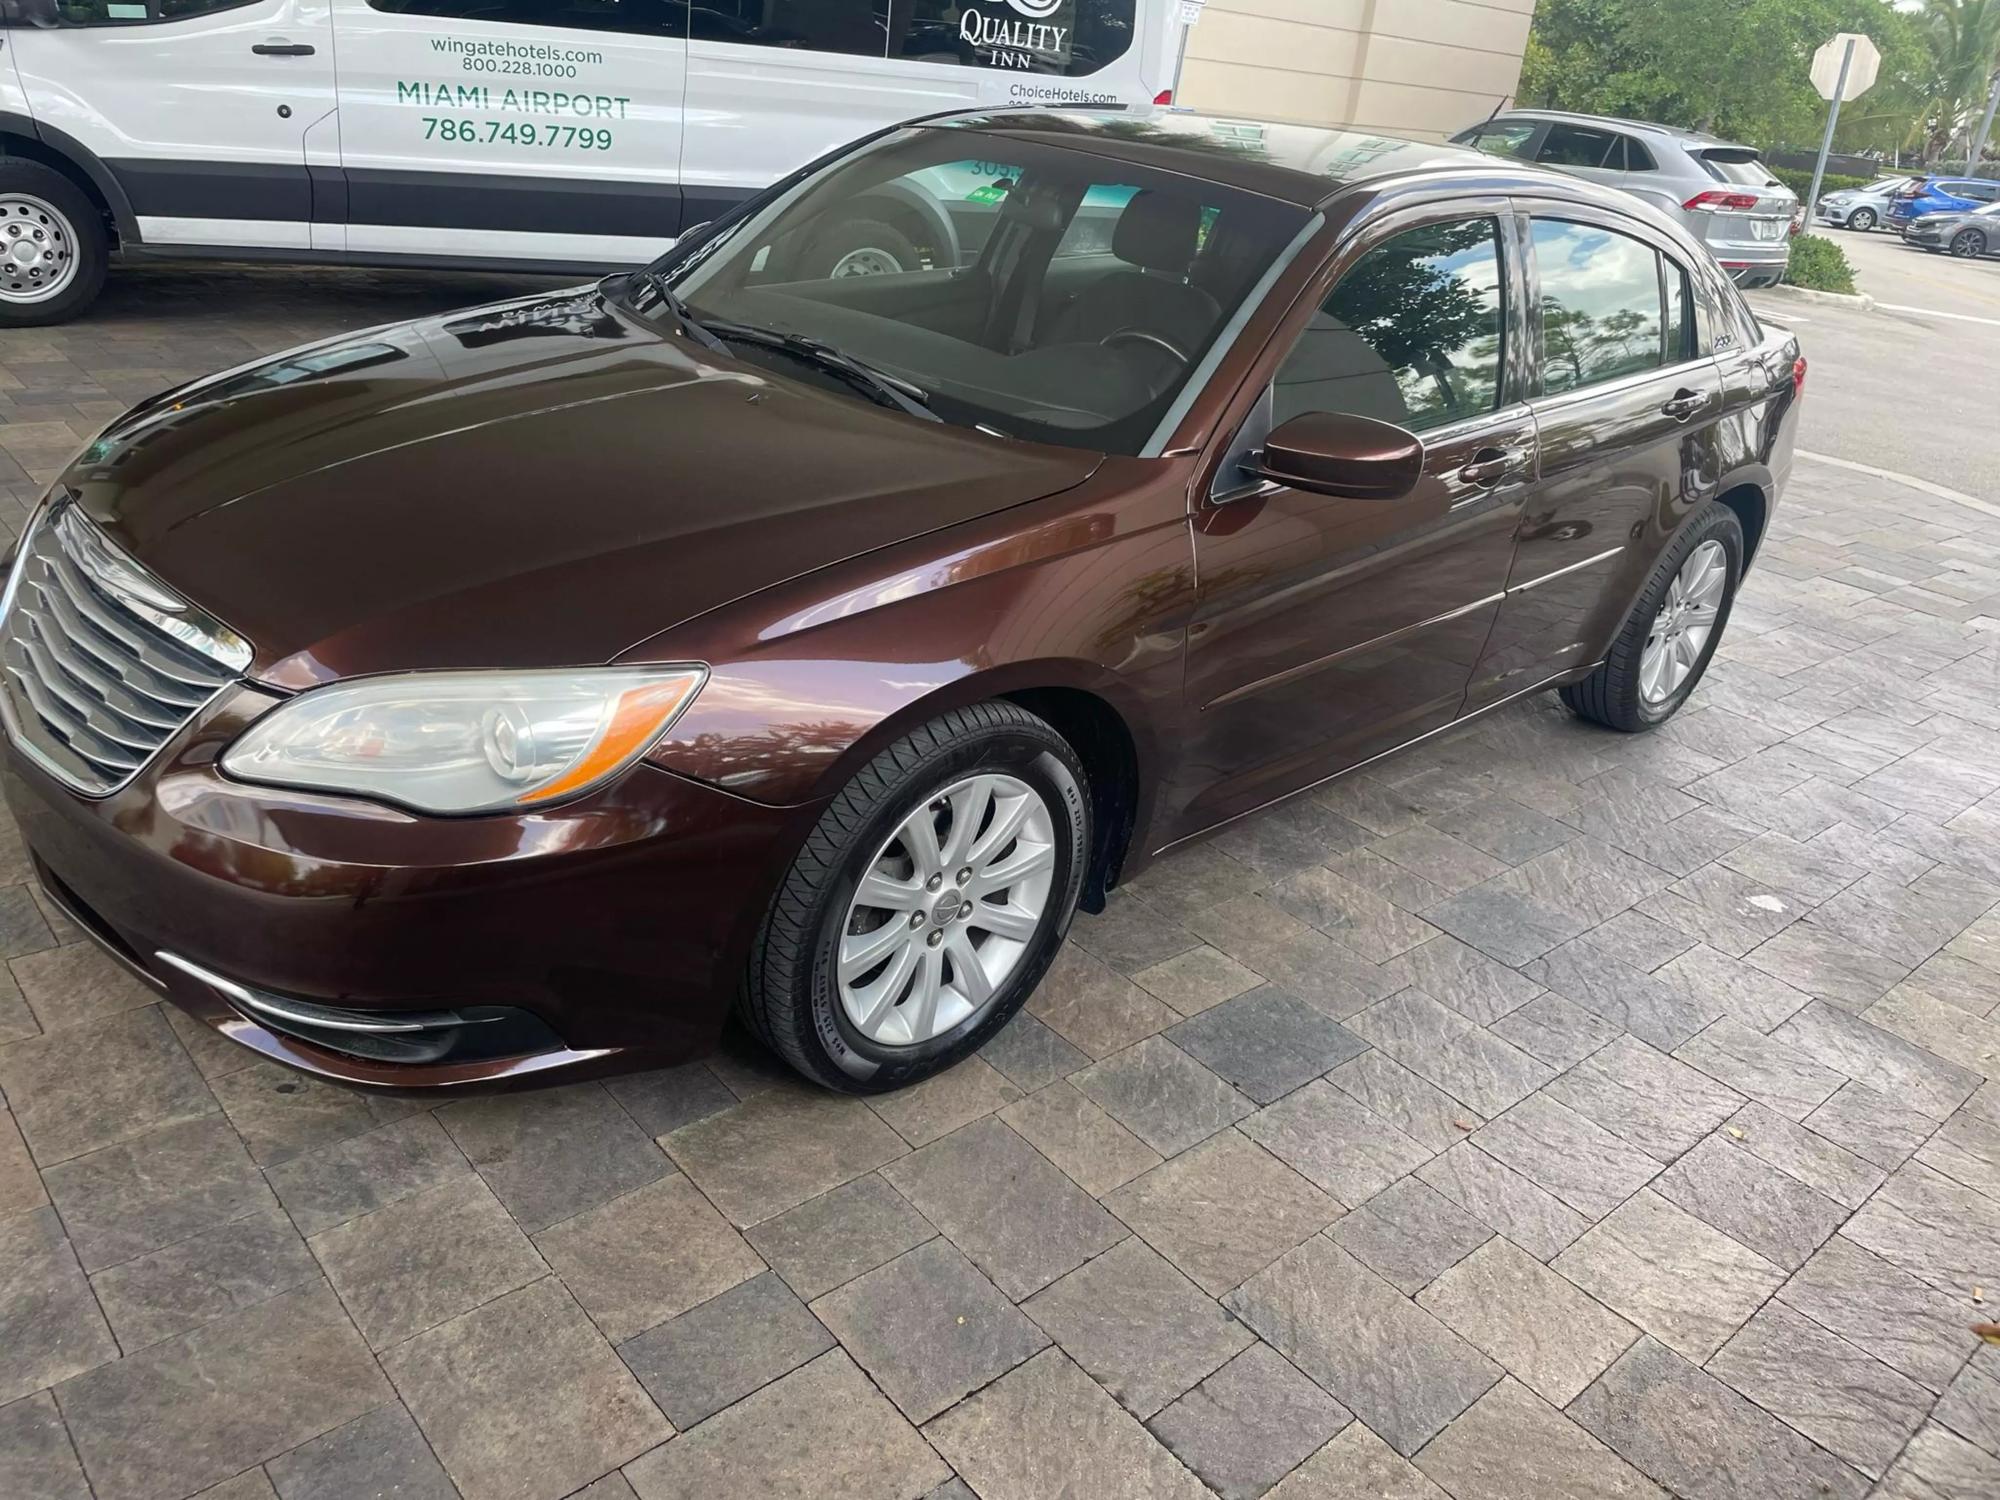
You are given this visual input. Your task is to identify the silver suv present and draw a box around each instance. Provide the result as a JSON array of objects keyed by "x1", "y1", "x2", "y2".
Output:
[{"x1": 1452, "y1": 110, "x2": 1797, "y2": 288}]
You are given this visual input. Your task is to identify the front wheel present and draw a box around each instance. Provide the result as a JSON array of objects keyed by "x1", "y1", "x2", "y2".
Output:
[
  {"x1": 743, "y1": 702, "x2": 1089, "y2": 1093},
  {"x1": 1951, "y1": 229, "x2": 1987, "y2": 258},
  {"x1": 1560, "y1": 504, "x2": 1744, "y2": 732},
  {"x1": 800, "y1": 217, "x2": 922, "y2": 280},
  {"x1": 0, "y1": 161, "x2": 107, "y2": 328},
  {"x1": 1849, "y1": 208, "x2": 1876, "y2": 232}
]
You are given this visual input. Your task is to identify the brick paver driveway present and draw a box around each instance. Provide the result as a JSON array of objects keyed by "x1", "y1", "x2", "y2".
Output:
[{"x1": 3, "y1": 266, "x2": 2000, "y2": 1500}]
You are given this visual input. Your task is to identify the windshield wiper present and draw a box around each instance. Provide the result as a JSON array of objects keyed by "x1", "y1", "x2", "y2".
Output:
[
  {"x1": 702, "y1": 321, "x2": 942, "y2": 424},
  {"x1": 629, "y1": 268, "x2": 726, "y2": 354}
]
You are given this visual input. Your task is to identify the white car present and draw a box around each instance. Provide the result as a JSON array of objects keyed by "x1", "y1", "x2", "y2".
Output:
[
  {"x1": 0, "y1": 0, "x2": 1173, "y2": 324},
  {"x1": 1813, "y1": 175, "x2": 1916, "y2": 233}
]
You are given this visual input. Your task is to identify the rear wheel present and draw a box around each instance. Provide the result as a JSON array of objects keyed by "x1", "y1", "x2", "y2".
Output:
[
  {"x1": 1849, "y1": 207, "x2": 1876, "y2": 231},
  {"x1": 1951, "y1": 228, "x2": 1987, "y2": 258},
  {"x1": 0, "y1": 161, "x2": 106, "y2": 328},
  {"x1": 801, "y1": 217, "x2": 922, "y2": 280},
  {"x1": 1560, "y1": 504, "x2": 1744, "y2": 732},
  {"x1": 743, "y1": 702, "x2": 1089, "y2": 1093}
]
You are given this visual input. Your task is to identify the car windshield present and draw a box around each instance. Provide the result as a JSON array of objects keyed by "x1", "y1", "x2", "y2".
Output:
[{"x1": 624, "y1": 127, "x2": 1314, "y2": 455}]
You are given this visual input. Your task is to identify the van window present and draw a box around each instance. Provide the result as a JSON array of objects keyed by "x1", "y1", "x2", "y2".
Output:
[
  {"x1": 1537, "y1": 124, "x2": 1619, "y2": 170},
  {"x1": 692, "y1": 0, "x2": 882, "y2": 52},
  {"x1": 887, "y1": 1, "x2": 1137, "y2": 78},
  {"x1": 51, "y1": 0, "x2": 257, "y2": 20},
  {"x1": 1533, "y1": 219, "x2": 1665, "y2": 393},
  {"x1": 1274, "y1": 218, "x2": 1505, "y2": 434},
  {"x1": 369, "y1": 0, "x2": 686, "y2": 37}
]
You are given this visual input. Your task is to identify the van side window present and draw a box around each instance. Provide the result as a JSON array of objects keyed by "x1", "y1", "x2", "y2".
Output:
[
  {"x1": 887, "y1": 0, "x2": 1138, "y2": 78},
  {"x1": 1273, "y1": 218, "x2": 1505, "y2": 434},
  {"x1": 51, "y1": 0, "x2": 258, "y2": 21},
  {"x1": 368, "y1": 0, "x2": 686, "y2": 37},
  {"x1": 692, "y1": 0, "x2": 882, "y2": 52},
  {"x1": 1533, "y1": 219, "x2": 1665, "y2": 394},
  {"x1": 1537, "y1": 124, "x2": 1618, "y2": 169}
]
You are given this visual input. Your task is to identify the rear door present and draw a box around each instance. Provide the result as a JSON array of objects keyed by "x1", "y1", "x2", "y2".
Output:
[
  {"x1": 8, "y1": 0, "x2": 331, "y2": 252},
  {"x1": 1175, "y1": 205, "x2": 1535, "y2": 833},
  {"x1": 330, "y1": 0, "x2": 688, "y2": 266},
  {"x1": 1468, "y1": 207, "x2": 1724, "y2": 707}
]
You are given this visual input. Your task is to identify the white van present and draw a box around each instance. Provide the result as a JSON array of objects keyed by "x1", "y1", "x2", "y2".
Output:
[{"x1": 0, "y1": 0, "x2": 1173, "y2": 324}]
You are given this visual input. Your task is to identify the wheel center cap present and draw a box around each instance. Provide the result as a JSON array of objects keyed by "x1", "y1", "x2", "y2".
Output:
[
  {"x1": 6, "y1": 243, "x2": 39, "y2": 270},
  {"x1": 930, "y1": 894, "x2": 963, "y2": 928}
]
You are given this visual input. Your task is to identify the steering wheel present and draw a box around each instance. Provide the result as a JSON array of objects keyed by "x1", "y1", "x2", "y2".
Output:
[{"x1": 1100, "y1": 328, "x2": 1190, "y2": 363}]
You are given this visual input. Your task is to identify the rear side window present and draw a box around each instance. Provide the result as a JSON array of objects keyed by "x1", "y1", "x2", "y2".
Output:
[
  {"x1": 1274, "y1": 218, "x2": 1506, "y2": 434},
  {"x1": 1664, "y1": 259, "x2": 1693, "y2": 361},
  {"x1": 1537, "y1": 124, "x2": 1619, "y2": 169},
  {"x1": 1620, "y1": 137, "x2": 1658, "y2": 171},
  {"x1": 890, "y1": 0, "x2": 1138, "y2": 78},
  {"x1": 1532, "y1": 219, "x2": 1665, "y2": 394},
  {"x1": 1960, "y1": 181, "x2": 2000, "y2": 202},
  {"x1": 1460, "y1": 122, "x2": 1537, "y2": 160}
]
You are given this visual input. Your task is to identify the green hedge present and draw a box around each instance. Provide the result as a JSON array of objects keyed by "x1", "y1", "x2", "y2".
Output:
[
  {"x1": 1783, "y1": 233, "x2": 1856, "y2": 295},
  {"x1": 1770, "y1": 167, "x2": 1870, "y2": 200}
]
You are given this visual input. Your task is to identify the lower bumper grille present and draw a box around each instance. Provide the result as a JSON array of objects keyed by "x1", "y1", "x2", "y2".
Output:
[{"x1": 0, "y1": 499, "x2": 250, "y2": 795}]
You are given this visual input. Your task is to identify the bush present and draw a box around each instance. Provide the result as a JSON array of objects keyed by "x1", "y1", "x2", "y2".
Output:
[
  {"x1": 1783, "y1": 233, "x2": 1856, "y2": 295},
  {"x1": 1769, "y1": 166, "x2": 1870, "y2": 200}
]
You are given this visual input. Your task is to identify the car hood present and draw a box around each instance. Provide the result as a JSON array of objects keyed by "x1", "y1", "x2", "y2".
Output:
[{"x1": 57, "y1": 286, "x2": 1102, "y2": 688}]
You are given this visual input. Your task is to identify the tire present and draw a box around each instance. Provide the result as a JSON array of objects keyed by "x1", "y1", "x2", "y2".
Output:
[
  {"x1": 1951, "y1": 229, "x2": 1986, "y2": 258},
  {"x1": 800, "y1": 217, "x2": 921, "y2": 280},
  {"x1": 1849, "y1": 208, "x2": 1876, "y2": 231},
  {"x1": 1560, "y1": 503, "x2": 1745, "y2": 733},
  {"x1": 744, "y1": 702, "x2": 1090, "y2": 1093},
  {"x1": 0, "y1": 161, "x2": 107, "y2": 328}
]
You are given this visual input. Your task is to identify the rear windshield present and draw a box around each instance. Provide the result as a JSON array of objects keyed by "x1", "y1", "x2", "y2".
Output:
[
  {"x1": 651, "y1": 127, "x2": 1313, "y2": 455},
  {"x1": 1698, "y1": 152, "x2": 1780, "y2": 188}
]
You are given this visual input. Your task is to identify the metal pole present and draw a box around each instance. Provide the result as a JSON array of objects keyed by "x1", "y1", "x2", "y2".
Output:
[
  {"x1": 1966, "y1": 70, "x2": 2000, "y2": 185},
  {"x1": 1805, "y1": 36, "x2": 1855, "y2": 227}
]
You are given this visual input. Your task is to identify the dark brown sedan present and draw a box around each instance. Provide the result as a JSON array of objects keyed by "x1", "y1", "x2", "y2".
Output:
[{"x1": 0, "y1": 108, "x2": 1801, "y2": 1094}]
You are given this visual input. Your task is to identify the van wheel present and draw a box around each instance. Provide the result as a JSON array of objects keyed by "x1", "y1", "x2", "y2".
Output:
[
  {"x1": 803, "y1": 217, "x2": 921, "y2": 279},
  {"x1": 1560, "y1": 503, "x2": 1744, "y2": 732},
  {"x1": 743, "y1": 702, "x2": 1089, "y2": 1093},
  {"x1": 0, "y1": 162, "x2": 107, "y2": 327}
]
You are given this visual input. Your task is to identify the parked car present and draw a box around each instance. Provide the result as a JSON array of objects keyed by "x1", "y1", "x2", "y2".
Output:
[
  {"x1": 1904, "y1": 200, "x2": 2000, "y2": 258},
  {"x1": 0, "y1": 0, "x2": 1176, "y2": 326},
  {"x1": 0, "y1": 108, "x2": 1802, "y2": 1095},
  {"x1": 1451, "y1": 109, "x2": 1797, "y2": 288},
  {"x1": 1812, "y1": 175, "x2": 1916, "y2": 232},
  {"x1": 1886, "y1": 175, "x2": 2000, "y2": 233}
]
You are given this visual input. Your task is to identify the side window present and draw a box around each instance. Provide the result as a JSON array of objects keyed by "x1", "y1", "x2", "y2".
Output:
[
  {"x1": 1621, "y1": 137, "x2": 1658, "y2": 172},
  {"x1": 52, "y1": 0, "x2": 258, "y2": 20},
  {"x1": 369, "y1": 0, "x2": 687, "y2": 36},
  {"x1": 1967, "y1": 182, "x2": 2000, "y2": 203},
  {"x1": 1461, "y1": 123, "x2": 1537, "y2": 160},
  {"x1": 1663, "y1": 258, "x2": 1693, "y2": 361},
  {"x1": 887, "y1": 0, "x2": 1137, "y2": 77},
  {"x1": 1537, "y1": 124, "x2": 1618, "y2": 169},
  {"x1": 1273, "y1": 218, "x2": 1506, "y2": 434},
  {"x1": 691, "y1": 0, "x2": 881, "y2": 51},
  {"x1": 1533, "y1": 219, "x2": 1665, "y2": 394}
]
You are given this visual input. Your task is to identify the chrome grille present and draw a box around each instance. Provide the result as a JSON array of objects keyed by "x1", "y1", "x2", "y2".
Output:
[{"x1": 0, "y1": 499, "x2": 250, "y2": 795}]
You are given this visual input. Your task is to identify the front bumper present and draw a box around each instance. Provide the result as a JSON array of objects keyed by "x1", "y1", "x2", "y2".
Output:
[
  {"x1": 1814, "y1": 203, "x2": 1853, "y2": 226},
  {"x1": 4, "y1": 683, "x2": 809, "y2": 1092}
]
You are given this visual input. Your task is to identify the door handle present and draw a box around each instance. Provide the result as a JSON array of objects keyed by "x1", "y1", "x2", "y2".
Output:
[
  {"x1": 1661, "y1": 388, "x2": 1710, "y2": 421},
  {"x1": 1457, "y1": 445, "x2": 1528, "y2": 486},
  {"x1": 251, "y1": 41, "x2": 316, "y2": 55}
]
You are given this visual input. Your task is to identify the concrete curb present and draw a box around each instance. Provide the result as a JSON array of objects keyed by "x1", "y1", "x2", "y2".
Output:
[{"x1": 1748, "y1": 282, "x2": 1876, "y2": 312}]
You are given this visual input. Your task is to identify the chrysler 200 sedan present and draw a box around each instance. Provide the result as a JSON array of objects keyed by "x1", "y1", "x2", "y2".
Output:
[{"x1": 0, "y1": 108, "x2": 1801, "y2": 1095}]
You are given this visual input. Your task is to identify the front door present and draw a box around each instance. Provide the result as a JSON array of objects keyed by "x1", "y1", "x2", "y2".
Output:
[
  {"x1": 330, "y1": 0, "x2": 688, "y2": 266},
  {"x1": 8, "y1": 0, "x2": 331, "y2": 252},
  {"x1": 1467, "y1": 210, "x2": 1725, "y2": 706},
  {"x1": 1173, "y1": 208, "x2": 1536, "y2": 835}
]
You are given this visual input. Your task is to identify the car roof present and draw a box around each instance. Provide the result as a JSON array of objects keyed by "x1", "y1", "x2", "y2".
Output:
[
  {"x1": 1475, "y1": 107, "x2": 1756, "y2": 154},
  {"x1": 929, "y1": 107, "x2": 1524, "y2": 210}
]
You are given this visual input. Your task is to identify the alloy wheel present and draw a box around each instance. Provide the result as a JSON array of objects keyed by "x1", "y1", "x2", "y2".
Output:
[
  {"x1": 1951, "y1": 230, "x2": 1984, "y2": 258},
  {"x1": 836, "y1": 772, "x2": 1056, "y2": 1046},
  {"x1": 1640, "y1": 539, "x2": 1727, "y2": 707},
  {"x1": 0, "y1": 194, "x2": 80, "y2": 305}
]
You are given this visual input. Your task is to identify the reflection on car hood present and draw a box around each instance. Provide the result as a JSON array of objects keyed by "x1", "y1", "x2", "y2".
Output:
[{"x1": 55, "y1": 286, "x2": 1103, "y2": 688}]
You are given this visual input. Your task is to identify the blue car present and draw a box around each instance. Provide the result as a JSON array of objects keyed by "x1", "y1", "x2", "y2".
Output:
[{"x1": 1887, "y1": 175, "x2": 2000, "y2": 231}]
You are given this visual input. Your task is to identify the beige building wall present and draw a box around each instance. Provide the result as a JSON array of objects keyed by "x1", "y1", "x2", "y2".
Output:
[{"x1": 1178, "y1": 0, "x2": 1534, "y2": 142}]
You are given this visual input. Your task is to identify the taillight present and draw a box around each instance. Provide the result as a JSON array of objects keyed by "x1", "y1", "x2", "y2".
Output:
[
  {"x1": 1684, "y1": 191, "x2": 1761, "y2": 211},
  {"x1": 1154, "y1": 89, "x2": 1173, "y2": 105},
  {"x1": 1896, "y1": 183, "x2": 1922, "y2": 198},
  {"x1": 1792, "y1": 355, "x2": 1807, "y2": 398}
]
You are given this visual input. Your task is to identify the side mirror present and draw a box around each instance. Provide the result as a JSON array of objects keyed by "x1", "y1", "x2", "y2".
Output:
[
  {"x1": 675, "y1": 220, "x2": 713, "y2": 248},
  {"x1": 1248, "y1": 412, "x2": 1424, "y2": 501}
]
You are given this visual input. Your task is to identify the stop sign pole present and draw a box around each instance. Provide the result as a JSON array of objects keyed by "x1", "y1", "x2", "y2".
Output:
[{"x1": 1805, "y1": 33, "x2": 1882, "y2": 226}]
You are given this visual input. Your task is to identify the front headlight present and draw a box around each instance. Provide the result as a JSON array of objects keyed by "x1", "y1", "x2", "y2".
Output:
[{"x1": 221, "y1": 666, "x2": 705, "y2": 814}]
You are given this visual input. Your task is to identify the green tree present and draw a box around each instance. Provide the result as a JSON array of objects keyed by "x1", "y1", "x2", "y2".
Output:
[{"x1": 1907, "y1": 0, "x2": 2000, "y2": 161}]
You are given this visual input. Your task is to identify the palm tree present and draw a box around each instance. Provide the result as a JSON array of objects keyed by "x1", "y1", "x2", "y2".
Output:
[{"x1": 1911, "y1": 0, "x2": 2000, "y2": 164}]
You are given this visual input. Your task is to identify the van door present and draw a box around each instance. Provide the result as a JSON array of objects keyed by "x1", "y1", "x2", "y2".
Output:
[
  {"x1": 7, "y1": 0, "x2": 332, "y2": 252},
  {"x1": 329, "y1": 0, "x2": 688, "y2": 267}
]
